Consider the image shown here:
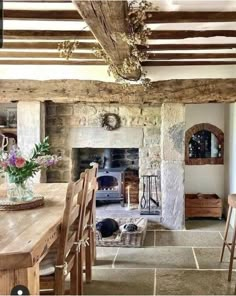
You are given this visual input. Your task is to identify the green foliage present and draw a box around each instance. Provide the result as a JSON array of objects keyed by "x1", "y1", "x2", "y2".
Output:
[
  {"x1": 6, "y1": 161, "x2": 39, "y2": 185},
  {"x1": 31, "y1": 136, "x2": 50, "y2": 159}
]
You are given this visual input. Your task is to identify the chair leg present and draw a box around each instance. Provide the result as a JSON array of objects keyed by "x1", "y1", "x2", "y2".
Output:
[
  {"x1": 71, "y1": 251, "x2": 79, "y2": 295},
  {"x1": 54, "y1": 269, "x2": 65, "y2": 295},
  {"x1": 220, "y1": 206, "x2": 232, "y2": 262},
  {"x1": 85, "y1": 237, "x2": 92, "y2": 283},
  {"x1": 78, "y1": 247, "x2": 84, "y2": 295},
  {"x1": 91, "y1": 228, "x2": 96, "y2": 265},
  {"x1": 228, "y1": 222, "x2": 236, "y2": 281}
]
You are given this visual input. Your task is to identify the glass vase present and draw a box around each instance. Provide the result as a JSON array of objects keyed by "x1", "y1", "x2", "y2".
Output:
[{"x1": 6, "y1": 174, "x2": 34, "y2": 202}]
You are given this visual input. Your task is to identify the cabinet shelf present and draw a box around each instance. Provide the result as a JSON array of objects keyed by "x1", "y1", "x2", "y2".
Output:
[{"x1": 0, "y1": 127, "x2": 17, "y2": 134}]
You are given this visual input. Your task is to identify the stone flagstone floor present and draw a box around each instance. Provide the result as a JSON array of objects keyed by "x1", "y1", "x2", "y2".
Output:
[{"x1": 84, "y1": 219, "x2": 236, "y2": 295}]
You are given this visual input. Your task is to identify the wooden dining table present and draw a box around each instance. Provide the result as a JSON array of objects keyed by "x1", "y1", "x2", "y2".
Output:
[{"x1": 0, "y1": 183, "x2": 68, "y2": 295}]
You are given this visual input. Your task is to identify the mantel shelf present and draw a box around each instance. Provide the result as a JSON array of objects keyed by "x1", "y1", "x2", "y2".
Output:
[{"x1": 0, "y1": 128, "x2": 17, "y2": 134}]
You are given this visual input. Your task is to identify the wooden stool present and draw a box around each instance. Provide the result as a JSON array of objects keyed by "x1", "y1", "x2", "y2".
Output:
[{"x1": 220, "y1": 194, "x2": 236, "y2": 281}]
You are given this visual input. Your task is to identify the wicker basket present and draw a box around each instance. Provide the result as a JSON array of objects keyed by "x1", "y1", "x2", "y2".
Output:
[{"x1": 96, "y1": 217, "x2": 147, "y2": 247}]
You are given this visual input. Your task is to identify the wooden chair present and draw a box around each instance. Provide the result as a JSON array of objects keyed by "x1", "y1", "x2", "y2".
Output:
[
  {"x1": 220, "y1": 194, "x2": 236, "y2": 281},
  {"x1": 39, "y1": 175, "x2": 87, "y2": 295},
  {"x1": 77, "y1": 164, "x2": 98, "y2": 295}
]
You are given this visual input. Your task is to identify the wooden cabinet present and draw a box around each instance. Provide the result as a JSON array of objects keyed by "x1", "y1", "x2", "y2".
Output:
[{"x1": 185, "y1": 193, "x2": 222, "y2": 219}]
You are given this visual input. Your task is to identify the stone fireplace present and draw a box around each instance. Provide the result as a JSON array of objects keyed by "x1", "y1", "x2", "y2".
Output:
[
  {"x1": 43, "y1": 102, "x2": 185, "y2": 229},
  {"x1": 71, "y1": 148, "x2": 139, "y2": 204}
]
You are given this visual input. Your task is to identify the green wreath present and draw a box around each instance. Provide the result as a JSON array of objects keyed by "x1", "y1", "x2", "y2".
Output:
[{"x1": 100, "y1": 113, "x2": 121, "y2": 131}]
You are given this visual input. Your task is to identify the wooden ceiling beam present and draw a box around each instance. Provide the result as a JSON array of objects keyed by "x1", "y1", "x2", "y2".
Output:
[
  {"x1": 5, "y1": 30, "x2": 236, "y2": 41},
  {"x1": 72, "y1": 0, "x2": 140, "y2": 80},
  {"x1": 1, "y1": 79, "x2": 236, "y2": 104},
  {"x1": 145, "y1": 11, "x2": 236, "y2": 23},
  {"x1": 2, "y1": 41, "x2": 99, "y2": 50},
  {"x1": 1, "y1": 60, "x2": 236, "y2": 66},
  {"x1": 142, "y1": 61, "x2": 236, "y2": 66},
  {"x1": 3, "y1": 42, "x2": 236, "y2": 51},
  {"x1": 4, "y1": 10, "x2": 236, "y2": 23},
  {"x1": 4, "y1": 0, "x2": 71, "y2": 2},
  {"x1": 4, "y1": 30, "x2": 94, "y2": 40},
  {"x1": 4, "y1": 9, "x2": 82, "y2": 21},
  {"x1": 149, "y1": 30, "x2": 236, "y2": 39},
  {"x1": 142, "y1": 44, "x2": 236, "y2": 51},
  {"x1": 0, "y1": 51, "x2": 97, "y2": 59},
  {"x1": 148, "y1": 53, "x2": 236, "y2": 60},
  {"x1": 0, "y1": 60, "x2": 105, "y2": 65}
]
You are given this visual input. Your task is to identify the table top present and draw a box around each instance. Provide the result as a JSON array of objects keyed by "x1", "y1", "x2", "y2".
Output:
[{"x1": 0, "y1": 183, "x2": 68, "y2": 270}]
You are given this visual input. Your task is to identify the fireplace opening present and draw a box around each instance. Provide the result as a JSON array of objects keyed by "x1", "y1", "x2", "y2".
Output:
[
  {"x1": 98, "y1": 175, "x2": 118, "y2": 191},
  {"x1": 71, "y1": 148, "x2": 139, "y2": 206}
]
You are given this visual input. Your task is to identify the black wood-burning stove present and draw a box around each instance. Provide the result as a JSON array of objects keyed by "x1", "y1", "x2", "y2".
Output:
[
  {"x1": 96, "y1": 168, "x2": 125, "y2": 206},
  {"x1": 96, "y1": 148, "x2": 125, "y2": 206}
]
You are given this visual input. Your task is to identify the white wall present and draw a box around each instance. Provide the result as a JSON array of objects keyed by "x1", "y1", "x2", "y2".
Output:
[
  {"x1": 185, "y1": 103, "x2": 225, "y2": 198},
  {"x1": 224, "y1": 103, "x2": 236, "y2": 223}
]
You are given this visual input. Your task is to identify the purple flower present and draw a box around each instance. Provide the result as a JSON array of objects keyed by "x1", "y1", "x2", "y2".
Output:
[{"x1": 9, "y1": 154, "x2": 16, "y2": 166}]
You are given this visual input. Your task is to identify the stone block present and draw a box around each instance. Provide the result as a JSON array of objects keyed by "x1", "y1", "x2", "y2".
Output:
[
  {"x1": 69, "y1": 127, "x2": 144, "y2": 148},
  {"x1": 47, "y1": 170, "x2": 62, "y2": 182},
  {"x1": 46, "y1": 104, "x2": 56, "y2": 116},
  {"x1": 119, "y1": 106, "x2": 141, "y2": 117},
  {"x1": 56, "y1": 105, "x2": 73, "y2": 116},
  {"x1": 62, "y1": 170, "x2": 71, "y2": 182},
  {"x1": 161, "y1": 161, "x2": 185, "y2": 230},
  {"x1": 142, "y1": 106, "x2": 161, "y2": 117},
  {"x1": 49, "y1": 134, "x2": 67, "y2": 146},
  {"x1": 161, "y1": 104, "x2": 185, "y2": 161},
  {"x1": 74, "y1": 104, "x2": 97, "y2": 116},
  {"x1": 144, "y1": 128, "x2": 160, "y2": 145}
]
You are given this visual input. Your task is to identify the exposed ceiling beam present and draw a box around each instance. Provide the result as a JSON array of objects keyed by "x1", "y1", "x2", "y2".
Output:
[
  {"x1": 142, "y1": 61, "x2": 236, "y2": 66},
  {"x1": 148, "y1": 53, "x2": 236, "y2": 59},
  {"x1": 0, "y1": 51, "x2": 97, "y2": 59},
  {"x1": 149, "y1": 30, "x2": 236, "y2": 39},
  {"x1": 72, "y1": 0, "x2": 140, "y2": 80},
  {"x1": 0, "y1": 60, "x2": 105, "y2": 65},
  {"x1": 2, "y1": 41, "x2": 99, "y2": 50},
  {"x1": 4, "y1": 0, "x2": 67, "y2": 1},
  {"x1": 4, "y1": 10, "x2": 236, "y2": 23},
  {"x1": 4, "y1": 30, "x2": 94, "y2": 40},
  {"x1": 2, "y1": 42, "x2": 236, "y2": 51},
  {"x1": 145, "y1": 11, "x2": 236, "y2": 23},
  {"x1": 5, "y1": 30, "x2": 236, "y2": 41},
  {"x1": 1, "y1": 60, "x2": 236, "y2": 66},
  {"x1": 1, "y1": 79, "x2": 236, "y2": 104},
  {"x1": 4, "y1": 9, "x2": 82, "y2": 21},
  {"x1": 143, "y1": 44, "x2": 236, "y2": 51}
]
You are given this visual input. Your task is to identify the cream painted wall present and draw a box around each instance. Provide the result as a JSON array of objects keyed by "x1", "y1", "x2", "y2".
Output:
[
  {"x1": 224, "y1": 103, "x2": 236, "y2": 224},
  {"x1": 185, "y1": 103, "x2": 225, "y2": 198}
]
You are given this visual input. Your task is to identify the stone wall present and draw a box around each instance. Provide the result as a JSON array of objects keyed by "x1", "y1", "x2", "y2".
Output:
[
  {"x1": 161, "y1": 104, "x2": 185, "y2": 229},
  {"x1": 46, "y1": 103, "x2": 161, "y2": 184}
]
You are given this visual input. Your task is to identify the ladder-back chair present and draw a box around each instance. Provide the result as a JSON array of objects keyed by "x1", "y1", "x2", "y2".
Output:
[
  {"x1": 40, "y1": 174, "x2": 87, "y2": 295},
  {"x1": 77, "y1": 163, "x2": 98, "y2": 295}
]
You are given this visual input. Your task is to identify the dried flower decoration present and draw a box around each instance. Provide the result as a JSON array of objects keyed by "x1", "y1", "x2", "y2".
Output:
[{"x1": 58, "y1": 0, "x2": 155, "y2": 89}]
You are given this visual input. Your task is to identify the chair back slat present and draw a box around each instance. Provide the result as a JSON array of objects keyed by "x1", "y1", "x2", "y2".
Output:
[
  {"x1": 65, "y1": 232, "x2": 77, "y2": 256},
  {"x1": 56, "y1": 176, "x2": 86, "y2": 266},
  {"x1": 69, "y1": 205, "x2": 80, "y2": 226}
]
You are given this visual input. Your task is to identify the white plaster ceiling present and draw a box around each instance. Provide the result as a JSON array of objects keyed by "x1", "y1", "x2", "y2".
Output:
[{"x1": 1, "y1": 0, "x2": 236, "y2": 81}]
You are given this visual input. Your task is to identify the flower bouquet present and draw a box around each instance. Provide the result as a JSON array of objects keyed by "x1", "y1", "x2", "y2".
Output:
[{"x1": 0, "y1": 137, "x2": 60, "y2": 201}]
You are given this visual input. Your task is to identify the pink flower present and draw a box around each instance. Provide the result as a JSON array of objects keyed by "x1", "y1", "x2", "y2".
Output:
[
  {"x1": 15, "y1": 157, "x2": 26, "y2": 168},
  {"x1": 0, "y1": 161, "x2": 8, "y2": 170}
]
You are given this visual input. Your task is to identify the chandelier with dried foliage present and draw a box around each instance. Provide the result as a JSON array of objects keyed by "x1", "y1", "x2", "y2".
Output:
[{"x1": 58, "y1": 0, "x2": 154, "y2": 89}]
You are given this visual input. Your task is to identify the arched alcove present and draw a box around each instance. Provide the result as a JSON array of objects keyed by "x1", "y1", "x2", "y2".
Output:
[{"x1": 185, "y1": 123, "x2": 224, "y2": 165}]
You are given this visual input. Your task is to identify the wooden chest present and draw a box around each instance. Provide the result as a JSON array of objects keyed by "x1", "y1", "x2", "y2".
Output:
[{"x1": 185, "y1": 193, "x2": 222, "y2": 218}]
